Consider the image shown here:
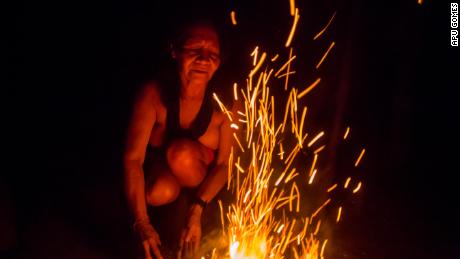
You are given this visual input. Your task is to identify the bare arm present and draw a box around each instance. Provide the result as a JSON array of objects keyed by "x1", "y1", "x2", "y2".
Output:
[
  {"x1": 180, "y1": 100, "x2": 243, "y2": 254},
  {"x1": 123, "y1": 83, "x2": 157, "y2": 222},
  {"x1": 123, "y1": 83, "x2": 164, "y2": 259},
  {"x1": 196, "y1": 100, "x2": 242, "y2": 203}
]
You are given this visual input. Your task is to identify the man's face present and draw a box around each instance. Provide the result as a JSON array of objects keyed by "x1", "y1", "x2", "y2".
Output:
[{"x1": 176, "y1": 26, "x2": 221, "y2": 84}]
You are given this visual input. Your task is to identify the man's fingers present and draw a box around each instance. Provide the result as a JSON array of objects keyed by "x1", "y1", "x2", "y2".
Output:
[
  {"x1": 185, "y1": 229, "x2": 193, "y2": 242},
  {"x1": 193, "y1": 239, "x2": 200, "y2": 253},
  {"x1": 148, "y1": 239, "x2": 164, "y2": 259},
  {"x1": 143, "y1": 241, "x2": 152, "y2": 259},
  {"x1": 179, "y1": 230, "x2": 186, "y2": 248},
  {"x1": 153, "y1": 233, "x2": 162, "y2": 246},
  {"x1": 187, "y1": 241, "x2": 193, "y2": 257}
]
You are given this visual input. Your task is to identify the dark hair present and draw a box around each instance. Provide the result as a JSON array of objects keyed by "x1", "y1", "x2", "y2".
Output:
[{"x1": 170, "y1": 20, "x2": 221, "y2": 52}]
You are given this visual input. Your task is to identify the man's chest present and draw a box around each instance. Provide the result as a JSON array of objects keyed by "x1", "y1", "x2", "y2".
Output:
[{"x1": 150, "y1": 105, "x2": 223, "y2": 149}]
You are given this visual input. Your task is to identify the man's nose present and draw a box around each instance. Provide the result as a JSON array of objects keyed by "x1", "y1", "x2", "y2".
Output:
[{"x1": 196, "y1": 50, "x2": 212, "y2": 62}]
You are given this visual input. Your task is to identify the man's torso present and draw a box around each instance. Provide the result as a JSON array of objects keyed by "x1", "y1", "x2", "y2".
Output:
[{"x1": 148, "y1": 83, "x2": 224, "y2": 150}]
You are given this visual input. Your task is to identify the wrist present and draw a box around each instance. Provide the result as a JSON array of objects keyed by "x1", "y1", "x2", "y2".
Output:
[
  {"x1": 191, "y1": 197, "x2": 207, "y2": 216},
  {"x1": 133, "y1": 217, "x2": 150, "y2": 227},
  {"x1": 132, "y1": 218, "x2": 156, "y2": 241},
  {"x1": 192, "y1": 196, "x2": 207, "y2": 210},
  {"x1": 190, "y1": 203, "x2": 204, "y2": 215}
]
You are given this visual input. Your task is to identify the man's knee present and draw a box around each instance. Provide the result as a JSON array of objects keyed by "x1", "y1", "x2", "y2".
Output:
[
  {"x1": 146, "y1": 175, "x2": 180, "y2": 206},
  {"x1": 166, "y1": 139, "x2": 206, "y2": 187},
  {"x1": 166, "y1": 139, "x2": 199, "y2": 165}
]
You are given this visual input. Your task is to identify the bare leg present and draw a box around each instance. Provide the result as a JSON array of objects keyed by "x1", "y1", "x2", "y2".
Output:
[
  {"x1": 166, "y1": 138, "x2": 213, "y2": 188},
  {"x1": 145, "y1": 171, "x2": 181, "y2": 206},
  {"x1": 144, "y1": 149, "x2": 181, "y2": 206},
  {"x1": 144, "y1": 139, "x2": 213, "y2": 206}
]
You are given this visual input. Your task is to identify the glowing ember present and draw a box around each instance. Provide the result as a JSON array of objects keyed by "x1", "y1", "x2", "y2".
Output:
[
  {"x1": 354, "y1": 148, "x2": 366, "y2": 167},
  {"x1": 327, "y1": 183, "x2": 338, "y2": 193},
  {"x1": 203, "y1": 1, "x2": 366, "y2": 258},
  {"x1": 343, "y1": 126, "x2": 350, "y2": 140},
  {"x1": 313, "y1": 11, "x2": 337, "y2": 40},
  {"x1": 344, "y1": 177, "x2": 351, "y2": 189},
  {"x1": 213, "y1": 44, "x2": 330, "y2": 257},
  {"x1": 297, "y1": 78, "x2": 321, "y2": 99},
  {"x1": 231, "y1": 11, "x2": 238, "y2": 25},
  {"x1": 353, "y1": 182, "x2": 362, "y2": 194},
  {"x1": 285, "y1": 8, "x2": 300, "y2": 47},
  {"x1": 336, "y1": 206, "x2": 343, "y2": 223},
  {"x1": 316, "y1": 41, "x2": 336, "y2": 69},
  {"x1": 289, "y1": 0, "x2": 296, "y2": 16}
]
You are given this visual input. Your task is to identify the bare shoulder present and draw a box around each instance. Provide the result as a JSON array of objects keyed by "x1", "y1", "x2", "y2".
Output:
[
  {"x1": 213, "y1": 110, "x2": 227, "y2": 126},
  {"x1": 214, "y1": 99, "x2": 242, "y2": 126},
  {"x1": 133, "y1": 80, "x2": 165, "y2": 111},
  {"x1": 137, "y1": 81, "x2": 161, "y2": 102}
]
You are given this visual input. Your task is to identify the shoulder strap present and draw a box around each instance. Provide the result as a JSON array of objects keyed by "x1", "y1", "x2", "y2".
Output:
[{"x1": 165, "y1": 87, "x2": 214, "y2": 141}]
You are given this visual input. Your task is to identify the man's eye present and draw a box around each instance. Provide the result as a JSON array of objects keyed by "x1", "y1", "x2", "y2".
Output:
[
  {"x1": 182, "y1": 48, "x2": 198, "y2": 54},
  {"x1": 186, "y1": 50, "x2": 199, "y2": 55},
  {"x1": 210, "y1": 53, "x2": 220, "y2": 61}
]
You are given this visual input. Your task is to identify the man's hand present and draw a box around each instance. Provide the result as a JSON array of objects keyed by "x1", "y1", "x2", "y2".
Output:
[
  {"x1": 179, "y1": 205, "x2": 202, "y2": 257},
  {"x1": 134, "y1": 219, "x2": 164, "y2": 259}
]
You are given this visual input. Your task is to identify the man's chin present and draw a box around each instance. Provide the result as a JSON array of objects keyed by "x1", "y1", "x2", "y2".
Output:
[{"x1": 189, "y1": 72, "x2": 210, "y2": 82}]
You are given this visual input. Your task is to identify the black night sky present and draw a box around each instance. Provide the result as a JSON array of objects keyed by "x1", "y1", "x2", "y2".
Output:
[{"x1": 5, "y1": 0, "x2": 459, "y2": 258}]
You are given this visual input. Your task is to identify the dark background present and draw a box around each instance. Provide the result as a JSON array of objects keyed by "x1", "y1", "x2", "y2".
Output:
[{"x1": 4, "y1": 0, "x2": 459, "y2": 258}]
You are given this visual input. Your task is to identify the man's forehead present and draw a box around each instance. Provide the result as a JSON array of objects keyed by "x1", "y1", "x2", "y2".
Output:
[
  {"x1": 184, "y1": 27, "x2": 219, "y2": 44},
  {"x1": 184, "y1": 37, "x2": 219, "y2": 45}
]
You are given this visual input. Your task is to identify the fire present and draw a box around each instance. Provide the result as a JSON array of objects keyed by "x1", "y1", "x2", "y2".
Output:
[
  {"x1": 229, "y1": 238, "x2": 267, "y2": 259},
  {"x1": 212, "y1": 44, "x2": 332, "y2": 257},
  {"x1": 203, "y1": 1, "x2": 365, "y2": 258}
]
